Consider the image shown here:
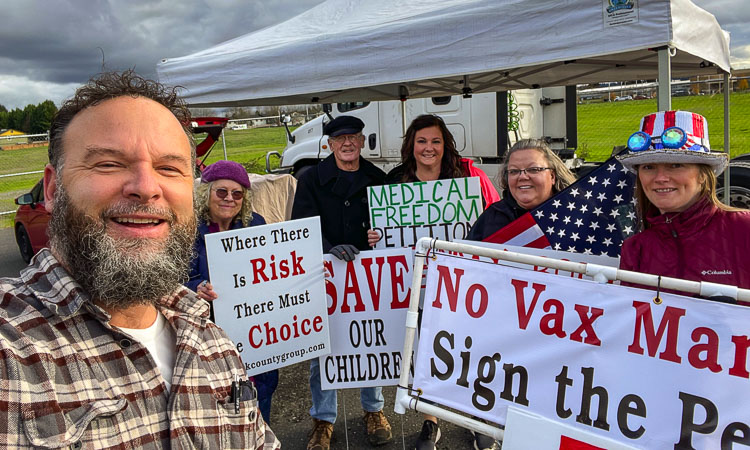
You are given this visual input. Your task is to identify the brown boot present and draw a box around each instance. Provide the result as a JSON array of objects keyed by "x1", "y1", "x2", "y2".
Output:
[
  {"x1": 307, "y1": 418, "x2": 333, "y2": 450},
  {"x1": 363, "y1": 410, "x2": 393, "y2": 446}
]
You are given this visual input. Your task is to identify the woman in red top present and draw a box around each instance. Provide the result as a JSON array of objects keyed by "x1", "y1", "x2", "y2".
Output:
[
  {"x1": 384, "y1": 114, "x2": 499, "y2": 204},
  {"x1": 617, "y1": 110, "x2": 750, "y2": 298},
  {"x1": 372, "y1": 114, "x2": 500, "y2": 449}
]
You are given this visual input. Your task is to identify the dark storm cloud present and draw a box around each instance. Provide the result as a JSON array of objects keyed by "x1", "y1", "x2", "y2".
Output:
[
  {"x1": 0, "y1": 0, "x2": 324, "y2": 108},
  {"x1": 0, "y1": 0, "x2": 746, "y2": 110}
]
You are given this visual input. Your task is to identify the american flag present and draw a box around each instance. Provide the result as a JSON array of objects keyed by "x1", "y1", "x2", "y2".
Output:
[{"x1": 484, "y1": 157, "x2": 637, "y2": 257}]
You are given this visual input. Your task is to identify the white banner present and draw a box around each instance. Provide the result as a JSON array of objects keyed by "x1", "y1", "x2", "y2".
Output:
[
  {"x1": 205, "y1": 217, "x2": 330, "y2": 376},
  {"x1": 369, "y1": 177, "x2": 482, "y2": 248},
  {"x1": 321, "y1": 248, "x2": 414, "y2": 389},
  {"x1": 414, "y1": 253, "x2": 750, "y2": 449}
]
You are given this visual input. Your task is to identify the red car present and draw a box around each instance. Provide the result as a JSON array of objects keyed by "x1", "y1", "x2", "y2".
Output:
[{"x1": 14, "y1": 179, "x2": 50, "y2": 263}]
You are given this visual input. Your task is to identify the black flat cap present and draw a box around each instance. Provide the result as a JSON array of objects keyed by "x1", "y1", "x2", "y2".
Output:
[{"x1": 324, "y1": 115, "x2": 365, "y2": 137}]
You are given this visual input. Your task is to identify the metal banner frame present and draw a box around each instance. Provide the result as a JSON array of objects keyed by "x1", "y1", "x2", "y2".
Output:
[{"x1": 394, "y1": 237, "x2": 750, "y2": 442}]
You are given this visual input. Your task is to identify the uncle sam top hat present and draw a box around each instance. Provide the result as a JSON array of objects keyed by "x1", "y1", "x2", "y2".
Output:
[{"x1": 617, "y1": 110, "x2": 728, "y2": 176}]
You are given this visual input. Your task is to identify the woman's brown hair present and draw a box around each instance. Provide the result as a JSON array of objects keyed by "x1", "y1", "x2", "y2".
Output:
[{"x1": 399, "y1": 114, "x2": 464, "y2": 182}]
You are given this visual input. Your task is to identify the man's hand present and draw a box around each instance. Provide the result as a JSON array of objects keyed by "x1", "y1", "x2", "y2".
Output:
[
  {"x1": 196, "y1": 280, "x2": 219, "y2": 301},
  {"x1": 329, "y1": 244, "x2": 360, "y2": 262},
  {"x1": 367, "y1": 229, "x2": 381, "y2": 248}
]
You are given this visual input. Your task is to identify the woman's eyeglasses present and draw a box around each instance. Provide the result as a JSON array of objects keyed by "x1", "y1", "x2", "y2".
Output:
[
  {"x1": 507, "y1": 167, "x2": 551, "y2": 177},
  {"x1": 213, "y1": 188, "x2": 244, "y2": 201}
]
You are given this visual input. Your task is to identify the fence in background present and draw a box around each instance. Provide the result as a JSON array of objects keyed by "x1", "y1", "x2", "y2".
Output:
[
  {"x1": 577, "y1": 77, "x2": 749, "y2": 161},
  {"x1": 0, "y1": 132, "x2": 50, "y2": 227}
]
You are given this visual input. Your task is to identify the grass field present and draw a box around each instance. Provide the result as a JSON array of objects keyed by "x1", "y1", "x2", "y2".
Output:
[
  {"x1": 578, "y1": 91, "x2": 750, "y2": 161},
  {"x1": 196, "y1": 126, "x2": 293, "y2": 172}
]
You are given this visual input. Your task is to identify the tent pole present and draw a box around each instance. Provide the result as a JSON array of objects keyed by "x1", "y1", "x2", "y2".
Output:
[
  {"x1": 399, "y1": 85, "x2": 409, "y2": 136},
  {"x1": 657, "y1": 48, "x2": 672, "y2": 111},
  {"x1": 221, "y1": 129, "x2": 228, "y2": 160},
  {"x1": 724, "y1": 71, "x2": 731, "y2": 205},
  {"x1": 401, "y1": 100, "x2": 407, "y2": 136}
]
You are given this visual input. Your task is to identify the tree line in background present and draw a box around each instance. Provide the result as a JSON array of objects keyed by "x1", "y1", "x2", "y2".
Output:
[{"x1": 0, "y1": 101, "x2": 58, "y2": 134}]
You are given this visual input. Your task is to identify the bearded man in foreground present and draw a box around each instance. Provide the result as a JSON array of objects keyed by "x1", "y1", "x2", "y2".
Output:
[{"x1": 0, "y1": 70, "x2": 280, "y2": 449}]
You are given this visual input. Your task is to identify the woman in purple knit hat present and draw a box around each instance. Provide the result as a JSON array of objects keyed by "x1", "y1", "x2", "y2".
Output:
[{"x1": 185, "y1": 160, "x2": 278, "y2": 424}]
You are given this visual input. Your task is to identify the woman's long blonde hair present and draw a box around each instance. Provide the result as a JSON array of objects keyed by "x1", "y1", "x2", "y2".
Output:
[{"x1": 195, "y1": 181, "x2": 255, "y2": 227}]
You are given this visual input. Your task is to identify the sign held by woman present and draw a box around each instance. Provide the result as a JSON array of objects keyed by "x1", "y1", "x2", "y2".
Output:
[
  {"x1": 205, "y1": 217, "x2": 330, "y2": 376},
  {"x1": 368, "y1": 177, "x2": 482, "y2": 248}
]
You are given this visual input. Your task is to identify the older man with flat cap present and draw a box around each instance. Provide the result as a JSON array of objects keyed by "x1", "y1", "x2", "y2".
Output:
[
  {"x1": 0, "y1": 70, "x2": 279, "y2": 449},
  {"x1": 292, "y1": 115, "x2": 391, "y2": 450}
]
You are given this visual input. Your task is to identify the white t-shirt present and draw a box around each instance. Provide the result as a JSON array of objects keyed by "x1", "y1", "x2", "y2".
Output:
[{"x1": 120, "y1": 311, "x2": 178, "y2": 391}]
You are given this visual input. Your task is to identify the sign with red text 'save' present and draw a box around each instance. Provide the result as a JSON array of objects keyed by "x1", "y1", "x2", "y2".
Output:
[
  {"x1": 320, "y1": 248, "x2": 415, "y2": 389},
  {"x1": 413, "y1": 253, "x2": 750, "y2": 449},
  {"x1": 205, "y1": 217, "x2": 330, "y2": 376}
]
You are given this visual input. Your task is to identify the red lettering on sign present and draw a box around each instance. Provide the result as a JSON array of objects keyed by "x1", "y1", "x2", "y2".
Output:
[
  {"x1": 628, "y1": 301, "x2": 685, "y2": 363},
  {"x1": 341, "y1": 262, "x2": 364, "y2": 313},
  {"x1": 432, "y1": 265, "x2": 465, "y2": 311},
  {"x1": 570, "y1": 304, "x2": 604, "y2": 346},
  {"x1": 361, "y1": 256, "x2": 386, "y2": 311},
  {"x1": 511, "y1": 279, "x2": 547, "y2": 330},
  {"x1": 387, "y1": 255, "x2": 410, "y2": 309}
]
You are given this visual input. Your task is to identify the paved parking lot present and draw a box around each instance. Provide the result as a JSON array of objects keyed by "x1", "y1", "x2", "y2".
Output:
[{"x1": 0, "y1": 227, "x2": 27, "y2": 278}]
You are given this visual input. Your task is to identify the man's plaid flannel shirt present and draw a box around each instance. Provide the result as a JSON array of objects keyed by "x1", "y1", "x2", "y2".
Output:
[{"x1": 0, "y1": 249, "x2": 280, "y2": 449}]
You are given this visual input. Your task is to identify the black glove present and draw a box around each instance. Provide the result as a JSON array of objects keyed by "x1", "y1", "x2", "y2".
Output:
[{"x1": 329, "y1": 244, "x2": 360, "y2": 262}]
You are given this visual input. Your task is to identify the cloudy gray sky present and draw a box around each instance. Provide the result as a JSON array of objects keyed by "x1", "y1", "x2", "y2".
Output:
[{"x1": 0, "y1": 0, "x2": 746, "y2": 110}]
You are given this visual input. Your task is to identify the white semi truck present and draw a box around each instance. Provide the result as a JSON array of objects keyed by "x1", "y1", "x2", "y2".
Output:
[{"x1": 266, "y1": 87, "x2": 579, "y2": 186}]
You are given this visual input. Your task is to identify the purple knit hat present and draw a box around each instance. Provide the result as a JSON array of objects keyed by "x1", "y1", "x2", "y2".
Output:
[{"x1": 201, "y1": 160, "x2": 250, "y2": 188}]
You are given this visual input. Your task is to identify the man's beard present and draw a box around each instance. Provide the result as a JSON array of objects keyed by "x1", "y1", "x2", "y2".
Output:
[{"x1": 48, "y1": 185, "x2": 197, "y2": 309}]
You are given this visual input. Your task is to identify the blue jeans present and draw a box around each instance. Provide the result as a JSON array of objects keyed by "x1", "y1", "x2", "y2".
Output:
[
  {"x1": 309, "y1": 358, "x2": 384, "y2": 423},
  {"x1": 253, "y1": 369, "x2": 279, "y2": 424}
]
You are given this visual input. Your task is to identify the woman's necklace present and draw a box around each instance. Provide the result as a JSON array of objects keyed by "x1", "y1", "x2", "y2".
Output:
[
  {"x1": 664, "y1": 209, "x2": 685, "y2": 224},
  {"x1": 663, "y1": 209, "x2": 686, "y2": 237}
]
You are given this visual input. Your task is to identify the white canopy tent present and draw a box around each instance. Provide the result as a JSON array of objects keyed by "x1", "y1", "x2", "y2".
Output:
[{"x1": 156, "y1": 0, "x2": 731, "y2": 108}]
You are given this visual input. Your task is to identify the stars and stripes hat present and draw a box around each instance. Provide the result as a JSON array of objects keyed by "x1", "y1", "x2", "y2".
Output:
[{"x1": 617, "y1": 110, "x2": 728, "y2": 175}]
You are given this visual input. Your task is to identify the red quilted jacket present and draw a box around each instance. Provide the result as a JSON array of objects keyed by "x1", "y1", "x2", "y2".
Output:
[{"x1": 619, "y1": 197, "x2": 750, "y2": 299}]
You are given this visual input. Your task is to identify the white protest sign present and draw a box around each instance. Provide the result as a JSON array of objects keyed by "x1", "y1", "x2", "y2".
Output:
[
  {"x1": 205, "y1": 217, "x2": 330, "y2": 376},
  {"x1": 413, "y1": 253, "x2": 750, "y2": 449},
  {"x1": 453, "y1": 240, "x2": 620, "y2": 282},
  {"x1": 368, "y1": 177, "x2": 482, "y2": 248},
  {"x1": 320, "y1": 248, "x2": 414, "y2": 389}
]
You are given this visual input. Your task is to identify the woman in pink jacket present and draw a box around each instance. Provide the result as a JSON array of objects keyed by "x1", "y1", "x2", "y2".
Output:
[
  {"x1": 617, "y1": 110, "x2": 750, "y2": 299},
  {"x1": 370, "y1": 114, "x2": 500, "y2": 449}
]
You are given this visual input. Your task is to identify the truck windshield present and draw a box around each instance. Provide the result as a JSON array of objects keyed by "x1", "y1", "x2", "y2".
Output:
[{"x1": 337, "y1": 102, "x2": 370, "y2": 113}]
